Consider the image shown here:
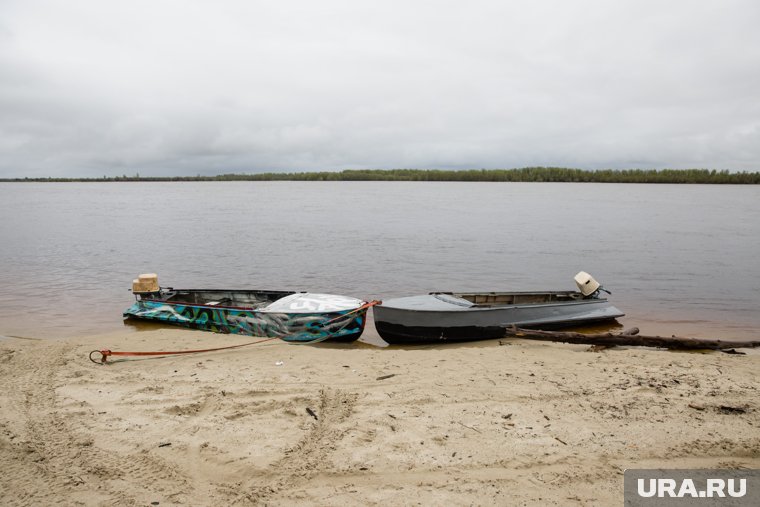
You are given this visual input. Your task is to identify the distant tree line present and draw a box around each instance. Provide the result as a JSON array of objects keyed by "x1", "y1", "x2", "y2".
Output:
[{"x1": 2, "y1": 168, "x2": 759, "y2": 183}]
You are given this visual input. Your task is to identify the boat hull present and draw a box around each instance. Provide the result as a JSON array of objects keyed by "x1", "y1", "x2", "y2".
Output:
[
  {"x1": 124, "y1": 298, "x2": 368, "y2": 342},
  {"x1": 374, "y1": 295, "x2": 624, "y2": 344}
]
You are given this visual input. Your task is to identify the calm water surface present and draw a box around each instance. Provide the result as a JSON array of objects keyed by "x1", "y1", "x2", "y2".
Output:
[{"x1": 0, "y1": 182, "x2": 758, "y2": 341}]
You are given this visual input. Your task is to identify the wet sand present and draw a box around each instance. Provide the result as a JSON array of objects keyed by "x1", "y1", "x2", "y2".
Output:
[{"x1": 1, "y1": 327, "x2": 758, "y2": 506}]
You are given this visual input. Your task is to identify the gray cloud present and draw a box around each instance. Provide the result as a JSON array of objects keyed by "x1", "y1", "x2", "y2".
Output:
[{"x1": 1, "y1": 0, "x2": 759, "y2": 177}]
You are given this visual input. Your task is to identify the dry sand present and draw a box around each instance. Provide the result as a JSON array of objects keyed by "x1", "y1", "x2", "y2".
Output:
[{"x1": 1, "y1": 326, "x2": 758, "y2": 506}]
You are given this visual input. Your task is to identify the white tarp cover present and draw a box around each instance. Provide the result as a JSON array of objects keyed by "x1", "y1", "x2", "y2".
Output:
[{"x1": 262, "y1": 293, "x2": 364, "y2": 313}]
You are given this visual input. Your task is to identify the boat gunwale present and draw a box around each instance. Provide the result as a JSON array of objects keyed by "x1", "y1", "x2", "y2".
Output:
[
  {"x1": 437, "y1": 290, "x2": 582, "y2": 297},
  {"x1": 136, "y1": 291, "x2": 367, "y2": 314},
  {"x1": 378, "y1": 296, "x2": 615, "y2": 313}
]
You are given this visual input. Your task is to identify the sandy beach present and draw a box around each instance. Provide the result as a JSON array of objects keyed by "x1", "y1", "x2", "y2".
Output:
[{"x1": 1, "y1": 327, "x2": 758, "y2": 506}]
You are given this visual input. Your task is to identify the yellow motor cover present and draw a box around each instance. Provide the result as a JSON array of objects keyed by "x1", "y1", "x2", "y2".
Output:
[{"x1": 132, "y1": 273, "x2": 159, "y2": 293}]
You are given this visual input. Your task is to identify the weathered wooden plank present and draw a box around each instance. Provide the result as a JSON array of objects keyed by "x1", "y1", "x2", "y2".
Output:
[{"x1": 504, "y1": 325, "x2": 760, "y2": 350}]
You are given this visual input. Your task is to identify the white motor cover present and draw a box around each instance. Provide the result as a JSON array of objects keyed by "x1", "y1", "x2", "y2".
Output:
[{"x1": 574, "y1": 271, "x2": 600, "y2": 296}]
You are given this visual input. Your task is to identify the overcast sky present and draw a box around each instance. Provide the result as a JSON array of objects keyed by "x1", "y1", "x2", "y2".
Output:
[{"x1": 1, "y1": 1, "x2": 758, "y2": 177}]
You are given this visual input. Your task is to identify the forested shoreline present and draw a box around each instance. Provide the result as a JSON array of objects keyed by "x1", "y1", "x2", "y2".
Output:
[{"x1": 2, "y1": 168, "x2": 759, "y2": 183}]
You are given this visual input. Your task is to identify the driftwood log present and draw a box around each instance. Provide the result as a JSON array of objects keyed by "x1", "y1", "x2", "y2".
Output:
[{"x1": 504, "y1": 325, "x2": 760, "y2": 350}]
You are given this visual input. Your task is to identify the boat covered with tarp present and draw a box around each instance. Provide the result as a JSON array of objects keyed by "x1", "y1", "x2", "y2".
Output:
[
  {"x1": 124, "y1": 274, "x2": 370, "y2": 342},
  {"x1": 374, "y1": 272, "x2": 624, "y2": 344}
]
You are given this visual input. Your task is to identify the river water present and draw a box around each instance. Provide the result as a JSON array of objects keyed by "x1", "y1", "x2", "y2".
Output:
[{"x1": 0, "y1": 182, "x2": 758, "y2": 341}]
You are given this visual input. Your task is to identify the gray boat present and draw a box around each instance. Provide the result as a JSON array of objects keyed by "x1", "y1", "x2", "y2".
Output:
[{"x1": 374, "y1": 272, "x2": 624, "y2": 344}]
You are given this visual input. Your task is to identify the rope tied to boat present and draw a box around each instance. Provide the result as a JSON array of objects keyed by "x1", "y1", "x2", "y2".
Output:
[
  {"x1": 89, "y1": 300, "x2": 381, "y2": 363},
  {"x1": 289, "y1": 299, "x2": 381, "y2": 345},
  {"x1": 89, "y1": 337, "x2": 280, "y2": 364}
]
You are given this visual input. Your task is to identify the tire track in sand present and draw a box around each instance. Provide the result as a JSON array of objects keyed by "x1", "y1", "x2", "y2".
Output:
[
  {"x1": 0, "y1": 341, "x2": 192, "y2": 506},
  {"x1": 236, "y1": 388, "x2": 358, "y2": 505}
]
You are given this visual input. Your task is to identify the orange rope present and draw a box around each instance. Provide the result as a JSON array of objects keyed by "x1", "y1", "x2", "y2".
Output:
[
  {"x1": 322, "y1": 300, "x2": 380, "y2": 325},
  {"x1": 89, "y1": 337, "x2": 279, "y2": 364}
]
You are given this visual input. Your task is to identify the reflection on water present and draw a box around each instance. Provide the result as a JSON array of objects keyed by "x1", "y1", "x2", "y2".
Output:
[
  {"x1": 121, "y1": 318, "x2": 169, "y2": 334},
  {"x1": 0, "y1": 181, "x2": 758, "y2": 341}
]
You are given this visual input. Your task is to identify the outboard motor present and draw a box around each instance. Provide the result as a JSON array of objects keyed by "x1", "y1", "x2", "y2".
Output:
[
  {"x1": 574, "y1": 271, "x2": 610, "y2": 298},
  {"x1": 132, "y1": 273, "x2": 161, "y2": 299}
]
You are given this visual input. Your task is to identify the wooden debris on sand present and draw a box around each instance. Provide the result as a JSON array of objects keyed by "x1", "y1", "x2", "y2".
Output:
[{"x1": 504, "y1": 326, "x2": 760, "y2": 351}]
